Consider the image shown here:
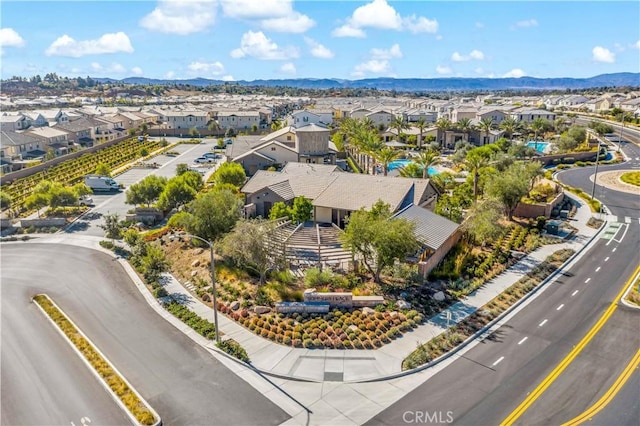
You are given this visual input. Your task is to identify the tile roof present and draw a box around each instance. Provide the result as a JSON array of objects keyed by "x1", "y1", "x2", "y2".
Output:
[{"x1": 1, "y1": 130, "x2": 41, "y2": 146}]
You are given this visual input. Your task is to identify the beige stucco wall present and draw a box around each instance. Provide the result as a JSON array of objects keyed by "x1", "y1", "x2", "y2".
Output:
[{"x1": 315, "y1": 206, "x2": 332, "y2": 223}]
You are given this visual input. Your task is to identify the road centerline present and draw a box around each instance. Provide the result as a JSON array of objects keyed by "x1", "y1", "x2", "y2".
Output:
[
  {"x1": 518, "y1": 337, "x2": 528, "y2": 345},
  {"x1": 571, "y1": 290, "x2": 579, "y2": 297},
  {"x1": 556, "y1": 304, "x2": 564, "y2": 311},
  {"x1": 539, "y1": 319, "x2": 548, "y2": 327},
  {"x1": 492, "y1": 357, "x2": 505, "y2": 367}
]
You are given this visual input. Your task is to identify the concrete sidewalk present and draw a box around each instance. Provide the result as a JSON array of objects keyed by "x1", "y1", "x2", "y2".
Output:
[{"x1": 157, "y1": 190, "x2": 600, "y2": 382}]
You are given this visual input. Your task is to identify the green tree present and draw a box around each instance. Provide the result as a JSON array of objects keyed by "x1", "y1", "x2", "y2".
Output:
[
  {"x1": 100, "y1": 213, "x2": 122, "y2": 240},
  {"x1": 128, "y1": 128, "x2": 136, "y2": 137},
  {"x1": 211, "y1": 162, "x2": 247, "y2": 188},
  {"x1": 373, "y1": 147, "x2": 400, "y2": 176},
  {"x1": 269, "y1": 202, "x2": 292, "y2": 220},
  {"x1": 291, "y1": 196, "x2": 313, "y2": 223},
  {"x1": 185, "y1": 188, "x2": 243, "y2": 242},
  {"x1": 415, "y1": 117, "x2": 429, "y2": 147},
  {"x1": 530, "y1": 118, "x2": 549, "y2": 142},
  {"x1": 189, "y1": 127, "x2": 199, "y2": 138},
  {"x1": 435, "y1": 118, "x2": 452, "y2": 149},
  {"x1": 499, "y1": 117, "x2": 519, "y2": 142},
  {"x1": 414, "y1": 148, "x2": 441, "y2": 179},
  {"x1": 485, "y1": 163, "x2": 530, "y2": 221},
  {"x1": 399, "y1": 162, "x2": 423, "y2": 178},
  {"x1": 44, "y1": 148, "x2": 56, "y2": 161},
  {"x1": 461, "y1": 146, "x2": 493, "y2": 203},
  {"x1": 0, "y1": 191, "x2": 12, "y2": 210},
  {"x1": 175, "y1": 163, "x2": 190, "y2": 176},
  {"x1": 157, "y1": 178, "x2": 197, "y2": 211},
  {"x1": 141, "y1": 244, "x2": 170, "y2": 284},
  {"x1": 390, "y1": 116, "x2": 409, "y2": 140},
  {"x1": 456, "y1": 118, "x2": 475, "y2": 143},
  {"x1": 49, "y1": 185, "x2": 78, "y2": 212},
  {"x1": 72, "y1": 183, "x2": 92, "y2": 197},
  {"x1": 24, "y1": 193, "x2": 49, "y2": 217},
  {"x1": 218, "y1": 219, "x2": 279, "y2": 285},
  {"x1": 340, "y1": 201, "x2": 420, "y2": 283},
  {"x1": 462, "y1": 199, "x2": 504, "y2": 245},
  {"x1": 125, "y1": 175, "x2": 167, "y2": 207},
  {"x1": 478, "y1": 117, "x2": 495, "y2": 145}
]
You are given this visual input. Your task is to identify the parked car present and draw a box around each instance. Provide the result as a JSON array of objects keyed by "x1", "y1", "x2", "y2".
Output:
[
  {"x1": 77, "y1": 195, "x2": 94, "y2": 206},
  {"x1": 193, "y1": 156, "x2": 215, "y2": 164},
  {"x1": 201, "y1": 152, "x2": 218, "y2": 159}
]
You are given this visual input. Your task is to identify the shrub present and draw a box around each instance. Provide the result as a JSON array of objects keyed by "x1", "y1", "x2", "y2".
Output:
[{"x1": 216, "y1": 339, "x2": 250, "y2": 363}]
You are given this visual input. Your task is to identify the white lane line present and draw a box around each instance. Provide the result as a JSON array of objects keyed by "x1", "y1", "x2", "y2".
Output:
[
  {"x1": 557, "y1": 304, "x2": 565, "y2": 311},
  {"x1": 604, "y1": 257, "x2": 610, "y2": 262},
  {"x1": 571, "y1": 290, "x2": 579, "y2": 297},
  {"x1": 595, "y1": 267, "x2": 601, "y2": 272},
  {"x1": 585, "y1": 278, "x2": 591, "y2": 283},
  {"x1": 612, "y1": 247, "x2": 617, "y2": 252},
  {"x1": 539, "y1": 319, "x2": 548, "y2": 327},
  {"x1": 492, "y1": 356, "x2": 505, "y2": 367},
  {"x1": 518, "y1": 337, "x2": 528, "y2": 345}
]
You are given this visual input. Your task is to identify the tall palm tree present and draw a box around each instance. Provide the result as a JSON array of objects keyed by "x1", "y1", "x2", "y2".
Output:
[
  {"x1": 415, "y1": 117, "x2": 428, "y2": 148},
  {"x1": 461, "y1": 149, "x2": 491, "y2": 203},
  {"x1": 478, "y1": 117, "x2": 494, "y2": 146},
  {"x1": 456, "y1": 118, "x2": 475, "y2": 144},
  {"x1": 271, "y1": 119, "x2": 285, "y2": 131},
  {"x1": 373, "y1": 147, "x2": 400, "y2": 176},
  {"x1": 414, "y1": 148, "x2": 441, "y2": 179},
  {"x1": 435, "y1": 118, "x2": 452, "y2": 150},
  {"x1": 399, "y1": 162, "x2": 423, "y2": 178},
  {"x1": 530, "y1": 117, "x2": 548, "y2": 152},
  {"x1": 499, "y1": 117, "x2": 519, "y2": 142},
  {"x1": 390, "y1": 116, "x2": 409, "y2": 141}
]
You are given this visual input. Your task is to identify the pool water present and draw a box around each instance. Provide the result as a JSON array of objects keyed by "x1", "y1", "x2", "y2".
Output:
[
  {"x1": 526, "y1": 141, "x2": 550, "y2": 153},
  {"x1": 387, "y1": 159, "x2": 438, "y2": 174}
]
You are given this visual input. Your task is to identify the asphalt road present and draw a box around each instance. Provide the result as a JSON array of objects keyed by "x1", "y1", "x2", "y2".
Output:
[
  {"x1": 1, "y1": 244, "x2": 290, "y2": 426},
  {"x1": 66, "y1": 138, "x2": 220, "y2": 237},
  {"x1": 588, "y1": 368, "x2": 640, "y2": 426},
  {"x1": 367, "y1": 142, "x2": 639, "y2": 426}
]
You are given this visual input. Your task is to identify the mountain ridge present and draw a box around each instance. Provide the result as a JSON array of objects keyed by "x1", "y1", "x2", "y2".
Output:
[{"x1": 96, "y1": 72, "x2": 640, "y2": 92}]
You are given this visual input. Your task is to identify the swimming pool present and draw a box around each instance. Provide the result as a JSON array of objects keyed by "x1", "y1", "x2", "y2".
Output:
[
  {"x1": 526, "y1": 141, "x2": 550, "y2": 153},
  {"x1": 387, "y1": 159, "x2": 438, "y2": 175}
]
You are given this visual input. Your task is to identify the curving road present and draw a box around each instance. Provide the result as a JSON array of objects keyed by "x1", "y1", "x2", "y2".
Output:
[
  {"x1": 1, "y1": 243, "x2": 289, "y2": 425},
  {"x1": 368, "y1": 143, "x2": 639, "y2": 425}
]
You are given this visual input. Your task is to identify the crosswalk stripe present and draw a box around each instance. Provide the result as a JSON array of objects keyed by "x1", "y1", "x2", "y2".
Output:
[{"x1": 625, "y1": 216, "x2": 632, "y2": 223}]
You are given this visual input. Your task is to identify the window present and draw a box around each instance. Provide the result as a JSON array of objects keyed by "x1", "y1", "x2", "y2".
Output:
[
  {"x1": 271, "y1": 147, "x2": 276, "y2": 151},
  {"x1": 287, "y1": 136, "x2": 292, "y2": 141}
]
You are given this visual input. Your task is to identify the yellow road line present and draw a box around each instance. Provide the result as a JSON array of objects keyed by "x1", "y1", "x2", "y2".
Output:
[
  {"x1": 501, "y1": 264, "x2": 640, "y2": 426},
  {"x1": 562, "y1": 348, "x2": 640, "y2": 426}
]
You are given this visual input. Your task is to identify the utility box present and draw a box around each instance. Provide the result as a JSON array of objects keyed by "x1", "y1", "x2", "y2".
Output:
[{"x1": 546, "y1": 220, "x2": 561, "y2": 235}]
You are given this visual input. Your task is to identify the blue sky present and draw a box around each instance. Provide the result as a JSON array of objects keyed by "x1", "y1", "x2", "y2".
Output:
[{"x1": 1, "y1": 1, "x2": 639, "y2": 81}]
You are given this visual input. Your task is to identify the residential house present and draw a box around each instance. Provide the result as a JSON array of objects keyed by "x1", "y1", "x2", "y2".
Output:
[
  {"x1": 509, "y1": 107, "x2": 556, "y2": 124},
  {"x1": 450, "y1": 106, "x2": 478, "y2": 123},
  {"x1": 54, "y1": 116, "x2": 105, "y2": 147},
  {"x1": 0, "y1": 114, "x2": 29, "y2": 132},
  {"x1": 218, "y1": 111, "x2": 261, "y2": 131},
  {"x1": 22, "y1": 111, "x2": 48, "y2": 128},
  {"x1": 401, "y1": 108, "x2": 438, "y2": 124},
  {"x1": 119, "y1": 112, "x2": 146, "y2": 130},
  {"x1": 33, "y1": 109, "x2": 69, "y2": 125},
  {"x1": 27, "y1": 127, "x2": 70, "y2": 155},
  {"x1": 291, "y1": 109, "x2": 333, "y2": 128},
  {"x1": 227, "y1": 123, "x2": 337, "y2": 175},
  {"x1": 476, "y1": 108, "x2": 508, "y2": 125},
  {"x1": 1, "y1": 130, "x2": 45, "y2": 160}
]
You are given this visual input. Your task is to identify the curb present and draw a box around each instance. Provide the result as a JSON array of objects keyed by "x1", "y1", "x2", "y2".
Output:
[
  {"x1": 32, "y1": 294, "x2": 162, "y2": 426},
  {"x1": 358, "y1": 207, "x2": 609, "y2": 383},
  {"x1": 620, "y1": 268, "x2": 640, "y2": 309}
]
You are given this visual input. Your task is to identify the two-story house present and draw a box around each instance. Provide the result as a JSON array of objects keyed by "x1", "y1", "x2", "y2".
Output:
[
  {"x1": 291, "y1": 109, "x2": 333, "y2": 128},
  {"x1": 218, "y1": 111, "x2": 261, "y2": 131},
  {"x1": 0, "y1": 114, "x2": 29, "y2": 132}
]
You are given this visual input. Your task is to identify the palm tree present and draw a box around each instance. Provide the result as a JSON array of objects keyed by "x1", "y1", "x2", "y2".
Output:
[
  {"x1": 530, "y1": 117, "x2": 548, "y2": 152},
  {"x1": 271, "y1": 119, "x2": 285, "y2": 131},
  {"x1": 389, "y1": 116, "x2": 409, "y2": 141},
  {"x1": 456, "y1": 118, "x2": 475, "y2": 144},
  {"x1": 373, "y1": 147, "x2": 400, "y2": 176},
  {"x1": 478, "y1": 117, "x2": 494, "y2": 146},
  {"x1": 435, "y1": 118, "x2": 452, "y2": 150},
  {"x1": 399, "y1": 162, "x2": 423, "y2": 178},
  {"x1": 415, "y1": 117, "x2": 428, "y2": 148},
  {"x1": 462, "y1": 149, "x2": 491, "y2": 203},
  {"x1": 414, "y1": 149, "x2": 441, "y2": 179},
  {"x1": 499, "y1": 117, "x2": 519, "y2": 142}
]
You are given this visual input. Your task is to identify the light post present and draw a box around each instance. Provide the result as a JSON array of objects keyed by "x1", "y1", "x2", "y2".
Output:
[
  {"x1": 618, "y1": 114, "x2": 626, "y2": 153},
  {"x1": 174, "y1": 232, "x2": 220, "y2": 343},
  {"x1": 590, "y1": 138, "x2": 602, "y2": 214}
]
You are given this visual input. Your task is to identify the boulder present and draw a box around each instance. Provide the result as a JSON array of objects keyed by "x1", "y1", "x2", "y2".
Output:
[
  {"x1": 362, "y1": 307, "x2": 375, "y2": 316},
  {"x1": 254, "y1": 306, "x2": 271, "y2": 315},
  {"x1": 191, "y1": 259, "x2": 201, "y2": 268},
  {"x1": 433, "y1": 291, "x2": 445, "y2": 302},
  {"x1": 348, "y1": 324, "x2": 358, "y2": 332},
  {"x1": 230, "y1": 301, "x2": 240, "y2": 311},
  {"x1": 397, "y1": 300, "x2": 412, "y2": 310},
  {"x1": 191, "y1": 270, "x2": 198, "y2": 277},
  {"x1": 194, "y1": 248, "x2": 204, "y2": 255}
]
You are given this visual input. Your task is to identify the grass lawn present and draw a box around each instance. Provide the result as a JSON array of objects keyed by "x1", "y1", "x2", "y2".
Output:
[{"x1": 620, "y1": 171, "x2": 640, "y2": 187}]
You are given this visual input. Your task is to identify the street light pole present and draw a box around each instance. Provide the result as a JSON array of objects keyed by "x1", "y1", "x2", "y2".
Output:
[
  {"x1": 618, "y1": 115, "x2": 625, "y2": 153},
  {"x1": 590, "y1": 138, "x2": 602, "y2": 214},
  {"x1": 179, "y1": 232, "x2": 220, "y2": 343}
]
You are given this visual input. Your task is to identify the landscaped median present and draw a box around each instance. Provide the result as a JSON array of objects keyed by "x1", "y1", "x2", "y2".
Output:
[
  {"x1": 403, "y1": 248, "x2": 575, "y2": 370},
  {"x1": 32, "y1": 294, "x2": 160, "y2": 426}
]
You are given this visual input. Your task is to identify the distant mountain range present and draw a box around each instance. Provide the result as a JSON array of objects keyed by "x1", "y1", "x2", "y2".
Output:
[{"x1": 95, "y1": 72, "x2": 640, "y2": 92}]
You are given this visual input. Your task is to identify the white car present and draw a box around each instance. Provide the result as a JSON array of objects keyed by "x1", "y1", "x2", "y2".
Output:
[
  {"x1": 193, "y1": 156, "x2": 214, "y2": 164},
  {"x1": 77, "y1": 195, "x2": 94, "y2": 206}
]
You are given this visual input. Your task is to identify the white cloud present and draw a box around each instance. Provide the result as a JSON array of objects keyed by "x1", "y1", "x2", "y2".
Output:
[
  {"x1": 261, "y1": 12, "x2": 315, "y2": 33},
  {"x1": 0, "y1": 28, "x2": 25, "y2": 50},
  {"x1": 592, "y1": 46, "x2": 615, "y2": 63},
  {"x1": 45, "y1": 32, "x2": 133, "y2": 57},
  {"x1": 635, "y1": 40, "x2": 640, "y2": 49},
  {"x1": 89, "y1": 62, "x2": 126, "y2": 74},
  {"x1": 333, "y1": 0, "x2": 437, "y2": 37},
  {"x1": 140, "y1": 0, "x2": 216, "y2": 35},
  {"x1": 435, "y1": 65, "x2": 452, "y2": 75},
  {"x1": 187, "y1": 60, "x2": 225, "y2": 75},
  {"x1": 352, "y1": 59, "x2": 391, "y2": 77},
  {"x1": 280, "y1": 62, "x2": 296, "y2": 74},
  {"x1": 503, "y1": 68, "x2": 526, "y2": 78},
  {"x1": 131, "y1": 67, "x2": 143, "y2": 76},
  {"x1": 515, "y1": 19, "x2": 538, "y2": 28},
  {"x1": 304, "y1": 37, "x2": 334, "y2": 59},
  {"x1": 451, "y1": 49, "x2": 484, "y2": 62},
  {"x1": 165, "y1": 71, "x2": 176, "y2": 79},
  {"x1": 331, "y1": 25, "x2": 366, "y2": 38},
  {"x1": 220, "y1": 0, "x2": 290, "y2": 19},
  {"x1": 230, "y1": 30, "x2": 298, "y2": 60},
  {"x1": 370, "y1": 43, "x2": 402, "y2": 59},
  {"x1": 222, "y1": 75, "x2": 235, "y2": 81}
]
